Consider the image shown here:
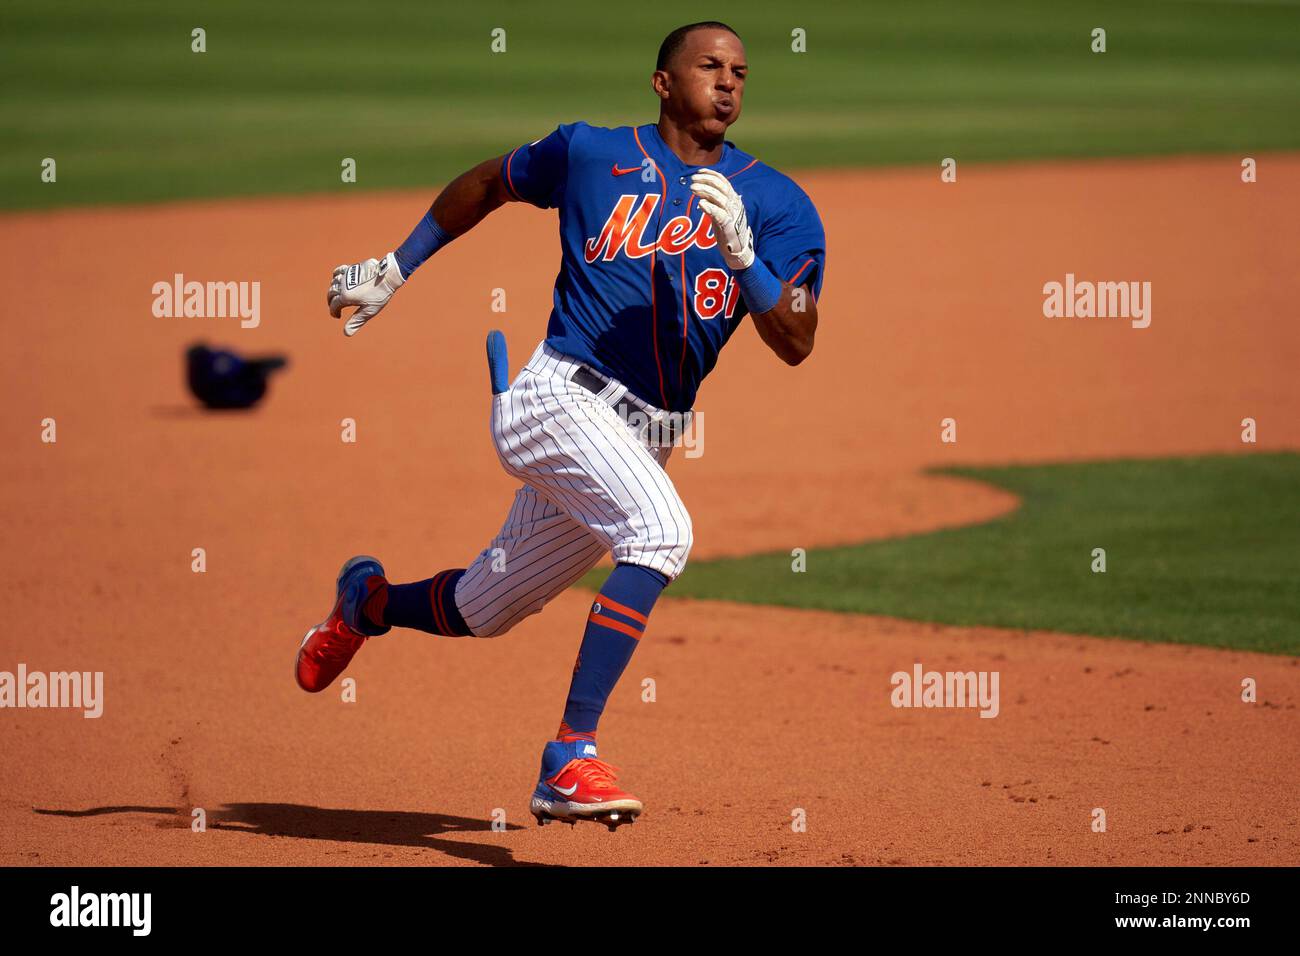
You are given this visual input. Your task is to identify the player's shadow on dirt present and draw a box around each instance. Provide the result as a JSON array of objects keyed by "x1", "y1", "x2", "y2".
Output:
[
  {"x1": 35, "y1": 802, "x2": 547, "y2": 868},
  {"x1": 150, "y1": 404, "x2": 261, "y2": 417}
]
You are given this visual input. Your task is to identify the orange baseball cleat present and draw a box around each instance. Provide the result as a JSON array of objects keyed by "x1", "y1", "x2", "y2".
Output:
[
  {"x1": 530, "y1": 740, "x2": 643, "y2": 830},
  {"x1": 295, "y1": 556, "x2": 388, "y2": 693}
]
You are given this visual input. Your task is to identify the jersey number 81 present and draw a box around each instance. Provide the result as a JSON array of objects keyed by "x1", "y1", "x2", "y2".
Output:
[{"x1": 694, "y1": 268, "x2": 742, "y2": 321}]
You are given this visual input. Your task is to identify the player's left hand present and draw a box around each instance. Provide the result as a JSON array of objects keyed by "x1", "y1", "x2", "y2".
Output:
[
  {"x1": 690, "y1": 169, "x2": 755, "y2": 272},
  {"x1": 328, "y1": 252, "x2": 406, "y2": 336}
]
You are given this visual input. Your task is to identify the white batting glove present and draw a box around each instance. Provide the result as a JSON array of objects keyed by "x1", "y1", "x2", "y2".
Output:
[
  {"x1": 690, "y1": 169, "x2": 755, "y2": 271},
  {"x1": 328, "y1": 252, "x2": 406, "y2": 336}
]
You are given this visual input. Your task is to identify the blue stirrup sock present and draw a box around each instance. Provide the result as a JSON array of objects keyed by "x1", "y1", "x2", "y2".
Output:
[
  {"x1": 393, "y1": 210, "x2": 453, "y2": 279},
  {"x1": 734, "y1": 256, "x2": 783, "y2": 315},
  {"x1": 557, "y1": 563, "x2": 669, "y2": 739},
  {"x1": 364, "y1": 569, "x2": 472, "y2": 636}
]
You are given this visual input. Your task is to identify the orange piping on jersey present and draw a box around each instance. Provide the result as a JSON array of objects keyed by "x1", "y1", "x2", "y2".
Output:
[
  {"x1": 728, "y1": 158, "x2": 759, "y2": 180},
  {"x1": 633, "y1": 127, "x2": 669, "y2": 408},
  {"x1": 787, "y1": 257, "x2": 815, "y2": 286},
  {"x1": 679, "y1": 193, "x2": 694, "y2": 381},
  {"x1": 503, "y1": 148, "x2": 524, "y2": 202},
  {"x1": 679, "y1": 160, "x2": 759, "y2": 383}
]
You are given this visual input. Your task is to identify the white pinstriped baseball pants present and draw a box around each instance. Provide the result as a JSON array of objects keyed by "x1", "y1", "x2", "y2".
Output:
[{"x1": 453, "y1": 342, "x2": 693, "y2": 637}]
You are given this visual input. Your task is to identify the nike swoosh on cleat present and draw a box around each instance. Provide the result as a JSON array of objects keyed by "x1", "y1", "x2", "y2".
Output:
[
  {"x1": 610, "y1": 164, "x2": 641, "y2": 177},
  {"x1": 553, "y1": 782, "x2": 580, "y2": 796}
]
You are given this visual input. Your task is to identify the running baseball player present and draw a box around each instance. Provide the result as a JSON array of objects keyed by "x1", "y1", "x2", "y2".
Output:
[{"x1": 296, "y1": 21, "x2": 826, "y2": 829}]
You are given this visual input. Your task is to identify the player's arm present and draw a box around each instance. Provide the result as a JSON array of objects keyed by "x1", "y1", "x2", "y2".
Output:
[
  {"x1": 690, "y1": 170, "x2": 818, "y2": 365},
  {"x1": 747, "y1": 281, "x2": 818, "y2": 366},
  {"x1": 326, "y1": 153, "x2": 522, "y2": 336},
  {"x1": 427, "y1": 154, "x2": 517, "y2": 235}
]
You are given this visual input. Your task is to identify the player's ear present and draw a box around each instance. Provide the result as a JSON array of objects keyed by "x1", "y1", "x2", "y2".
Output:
[{"x1": 651, "y1": 70, "x2": 670, "y2": 101}]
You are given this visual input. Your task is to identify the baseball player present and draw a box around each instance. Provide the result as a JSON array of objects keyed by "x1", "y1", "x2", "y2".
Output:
[{"x1": 296, "y1": 21, "x2": 826, "y2": 830}]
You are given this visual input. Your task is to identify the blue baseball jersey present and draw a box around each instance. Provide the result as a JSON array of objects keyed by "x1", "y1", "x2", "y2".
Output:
[{"x1": 501, "y1": 122, "x2": 826, "y2": 412}]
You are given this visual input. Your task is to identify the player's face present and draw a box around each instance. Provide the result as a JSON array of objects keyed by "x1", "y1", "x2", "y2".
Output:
[{"x1": 660, "y1": 30, "x2": 747, "y2": 137}]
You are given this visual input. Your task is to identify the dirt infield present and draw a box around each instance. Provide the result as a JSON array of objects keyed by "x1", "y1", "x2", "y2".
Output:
[{"x1": 2, "y1": 155, "x2": 1297, "y2": 866}]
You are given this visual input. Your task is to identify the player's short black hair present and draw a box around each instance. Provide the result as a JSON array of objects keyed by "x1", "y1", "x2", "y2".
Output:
[{"x1": 656, "y1": 21, "x2": 742, "y2": 71}]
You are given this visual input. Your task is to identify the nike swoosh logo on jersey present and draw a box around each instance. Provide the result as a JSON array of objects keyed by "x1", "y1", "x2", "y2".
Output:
[
  {"x1": 553, "y1": 781, "x2": 580, "y2": 796},
  {"x1": 611, "y1": 164, "x2": 641, "y2": 176}
]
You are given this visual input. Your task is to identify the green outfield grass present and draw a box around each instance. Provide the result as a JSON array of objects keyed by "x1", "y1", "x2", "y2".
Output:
[
  {"x1": 597, "y1": 454, "x2": 1300, "y2": 655},
  {"x1": 2, "y1": 0, "x2": 1298, "y2": 209}
]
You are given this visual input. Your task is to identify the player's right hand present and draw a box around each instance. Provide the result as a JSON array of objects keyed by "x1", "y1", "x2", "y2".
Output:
[
  {"x1": 690, "y1": 169, "x2": 755, "y2": 272},
  {"x1": 328, "y1": 252, "x2": 406, "y2": 336}
]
